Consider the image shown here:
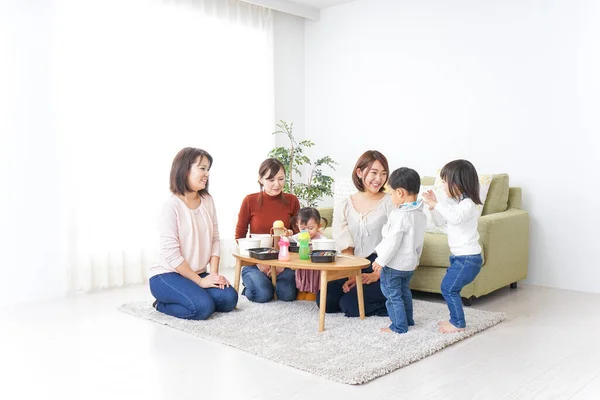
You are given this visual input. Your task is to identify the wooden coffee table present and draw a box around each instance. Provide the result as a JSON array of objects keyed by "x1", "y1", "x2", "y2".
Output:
[{"x1": 232, "y1": 252, "x2": 371, "y2": 332}]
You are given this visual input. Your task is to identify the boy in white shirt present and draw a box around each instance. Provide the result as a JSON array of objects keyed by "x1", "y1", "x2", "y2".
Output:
[{"x1": 373, "y1": 167, "x2": 427, "y2": 334}]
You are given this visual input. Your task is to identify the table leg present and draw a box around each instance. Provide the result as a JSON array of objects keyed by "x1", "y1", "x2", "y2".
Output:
[
  {"x1": 271, "y1": 266, "x2": 278, "y2": 300},
  {"x1": 355, "y1": 268, "x2": 365, "y2": 320},
  {"x1": 319, "y1": 270, "x2": 328, "y2": 332},
  {"x1": 234, "y1": 259, "x2": 242, "y2": 293}
]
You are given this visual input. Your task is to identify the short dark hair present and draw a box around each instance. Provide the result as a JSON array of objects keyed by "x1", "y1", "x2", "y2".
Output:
[
  {"x1": 257, "y1": 158, "x2": 288, "y2": 206},
  {"x1": 169, "y1": 147, "x2": 213, "y2": 197},
  {"x1": 351, "y1": 150, "x2": 389, "y2": 192},
  {"x1": 296, "y1": 207, "x2": 322, "y2": 226},
  {"x1": 440, "y1": 159, "x2": 482, "y2": 205},
  {"x1": 388, "y1": 167, "x2": 421, "y2": 195}
]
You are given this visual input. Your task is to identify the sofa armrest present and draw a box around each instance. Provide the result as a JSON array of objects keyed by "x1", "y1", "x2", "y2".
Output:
[{"x1": 478, "y1": 208, "x2": 529, "y2": 272}]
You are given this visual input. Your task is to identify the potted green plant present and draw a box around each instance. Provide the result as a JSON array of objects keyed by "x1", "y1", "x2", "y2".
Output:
[{"x1": 268, "y1": 120, "x2": 337, "y2": 207}]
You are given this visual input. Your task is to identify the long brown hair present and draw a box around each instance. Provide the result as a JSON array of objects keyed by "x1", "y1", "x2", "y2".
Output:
[
  {"x1": 169, "y1": 147, "x2": 213, "y2": 197},
  {"x1": 352, "y1": 150, "x2": 389, "y2": 192},
  {"x1": 440, "y1": 159, "x2": 482, "y2": 205},
  {"x1": 257, "y1": 158, "x2": 288, "y2": 206}
]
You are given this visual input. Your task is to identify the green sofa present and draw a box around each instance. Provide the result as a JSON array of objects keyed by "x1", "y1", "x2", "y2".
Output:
[{"x1": 318, "y1": 173, "x2": 529, "y2": 304}]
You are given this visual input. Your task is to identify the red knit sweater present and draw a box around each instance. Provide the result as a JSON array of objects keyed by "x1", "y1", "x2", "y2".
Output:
[{"x1": 235, "y1": 192, "x2": 300, "y2": 239}]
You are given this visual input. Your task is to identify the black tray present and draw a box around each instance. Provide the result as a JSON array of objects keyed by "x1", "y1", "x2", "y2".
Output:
[
  {"x1": 310, "y1": 250, "x2": 337, "y2": 263},
  {"x1": 288, "y1": 240, "x2": 299, "y2": 253},
  {"x1": 248, "y1": 247, "x2": 279, "y2": 260}
]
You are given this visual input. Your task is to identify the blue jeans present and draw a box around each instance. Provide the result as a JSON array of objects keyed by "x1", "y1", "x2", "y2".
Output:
[
  {"x1": 380, "y1": 267, "x2": 415, "y2": 334},
  {"x1": 242, "y1": 266, "x2": 297, "y2": 303},
  {"x1": 441, "y1": 254, "x2": 483, "y2": 328},
  {"x1": 315, "y1": 254, "x2": 388, "y2": 317},
  {"x1": 149, "y1": 272, "x2": 238, "y2": 320}
]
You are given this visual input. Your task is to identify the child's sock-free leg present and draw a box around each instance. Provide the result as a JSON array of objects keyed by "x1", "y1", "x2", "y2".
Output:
[
  {"x1": 439, "y1": 255, "x2": 483, "y2": 333},
  {"x1": 380, "y1": 267, "x2": 409, "y2": 334}
]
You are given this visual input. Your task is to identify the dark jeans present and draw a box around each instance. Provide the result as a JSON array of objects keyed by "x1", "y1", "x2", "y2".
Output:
[
  {"x1": 149, "y1": 272, "x2": 238, "y2": 320},
  {"x1": 315, "y1": 253, "x2": 388, "y2": 317},
  {"x1": 241, "y1": 265, "x2": 297, "y2": 303},
  {"x1": 441, "y1": 254, "x2": 483, "y2": 328},
  {"x1": 380, "y1": 267, "x2": 415, "y2": 334}
]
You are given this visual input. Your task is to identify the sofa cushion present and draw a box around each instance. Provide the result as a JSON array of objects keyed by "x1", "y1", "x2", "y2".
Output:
[
  {"x1": 422, "y1": 174, "x2": 509, "y2": 216},
  {"x1": 419, "y1": 233, "x2": 452, "y2": 267},
  {"x1": 419, "y1": 232, "x2": 485, "y2": 268},
  {"x1": 482, "y1": 174, "x2": 510, "y2": 215}
]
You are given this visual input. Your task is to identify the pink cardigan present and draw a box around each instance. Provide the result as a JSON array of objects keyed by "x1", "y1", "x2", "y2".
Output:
[{"x1": 149, "y1": 195, "x2": 220, "y2": 278}]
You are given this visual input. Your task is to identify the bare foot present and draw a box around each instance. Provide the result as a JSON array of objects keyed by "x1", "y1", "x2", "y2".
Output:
[
  {"x1": 380, "y1": 327, "x2": 393, "y2": 333},
  {"x1": 438, "y1": 321, "x2": 465, "y2": 333}
]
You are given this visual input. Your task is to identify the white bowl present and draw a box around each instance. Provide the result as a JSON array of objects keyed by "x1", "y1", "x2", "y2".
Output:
[
  {"x1": 236, "y1": 238, "x2": 261, "y2": 256},
  {"x1": 250, "y1": 233, "x2": 272, "y2": 248},
  {"x1": 311, "y1": 238, "x2": 336, "y2": 251}
]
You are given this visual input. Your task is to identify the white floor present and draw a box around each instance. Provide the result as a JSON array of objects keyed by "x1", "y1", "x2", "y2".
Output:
[{"x1": 2, "y1": 273, "x2": 600, "y2": 400}]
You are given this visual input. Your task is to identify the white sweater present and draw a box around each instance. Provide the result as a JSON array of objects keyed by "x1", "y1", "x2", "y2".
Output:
[
  {"x1": 374, "y1": 201, "x2": 427, "y2": 271},
  {"x1": 431, "y1": 197, "x2": 482, "y2": 256}
]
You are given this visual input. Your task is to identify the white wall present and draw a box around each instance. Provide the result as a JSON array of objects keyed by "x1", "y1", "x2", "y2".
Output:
[
  {"x1": 305, "y1": 0, "x2": 600, "y2": 293},
  {"x1": 274, "y1": 11, "x2": 305, "y2": 145}
]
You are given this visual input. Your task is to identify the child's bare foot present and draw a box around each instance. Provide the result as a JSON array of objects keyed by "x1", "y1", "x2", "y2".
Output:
[
  {"x1": 380, "y1": 327, "x2": 393, "y2": 333},
  {"x1": 438, "y1": 321, "x2": 465, "y2": 333}
]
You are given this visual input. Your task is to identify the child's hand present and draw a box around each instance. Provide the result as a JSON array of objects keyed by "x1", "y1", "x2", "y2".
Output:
[
  {"x1": 372, "y1": 261, "x2": 382, "y2": 272},
  {"x1": 286, "y1": 229, "x2": 294, "y2": 237},
  {"x1": 422, "y1": 189, "x2": 438, "y2": 209}
]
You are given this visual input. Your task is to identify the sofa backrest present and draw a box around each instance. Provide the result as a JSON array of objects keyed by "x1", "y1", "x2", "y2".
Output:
[{"x1": 420, "y1": 173, "x2": 511, "y2": 216}]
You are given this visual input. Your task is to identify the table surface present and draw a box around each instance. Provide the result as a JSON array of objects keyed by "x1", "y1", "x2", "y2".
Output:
[{"x1": 231, "y1": 252, "x2": 370, "y2": 271}]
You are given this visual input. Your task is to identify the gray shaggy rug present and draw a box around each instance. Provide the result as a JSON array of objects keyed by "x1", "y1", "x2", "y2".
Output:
[{"x1": 119, "y1": 297, "x2": 505, "y2": 384}]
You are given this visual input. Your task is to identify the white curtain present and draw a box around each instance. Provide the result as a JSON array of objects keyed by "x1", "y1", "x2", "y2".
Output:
[{"x1": 54, "y1": 0, "x2": 274, "y2": 292}]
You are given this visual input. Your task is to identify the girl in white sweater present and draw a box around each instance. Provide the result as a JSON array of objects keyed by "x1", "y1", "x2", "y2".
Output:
[{"x1": 422, "y1": 160, "x2": 483, "y2": 333}]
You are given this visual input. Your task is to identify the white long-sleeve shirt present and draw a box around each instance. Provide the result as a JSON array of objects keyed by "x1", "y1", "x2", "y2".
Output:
[
  {"x1": 375, "y1": 201, "x2": 427, "y2": 271},
  {"x1": 149, "y1": 195, "x2": 220, "y2": 278},
  {"x1": 333, "y1": 194, "x2": 394, "y2": 258},
  {"x1": 431, "y1": 197, "x2": 482, "y2": 256}
]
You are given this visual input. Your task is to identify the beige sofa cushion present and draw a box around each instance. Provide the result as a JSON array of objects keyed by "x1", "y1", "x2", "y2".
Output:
[{"x1": 482, "y1": 173, "x2": 510, "y2": 215}]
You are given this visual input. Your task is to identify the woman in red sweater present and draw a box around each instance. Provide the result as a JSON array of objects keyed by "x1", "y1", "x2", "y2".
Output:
[{"x1": 235, "y1": 158, "x2": 300, "y2": 302}]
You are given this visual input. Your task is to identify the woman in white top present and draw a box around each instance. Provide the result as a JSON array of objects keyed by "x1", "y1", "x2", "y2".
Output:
[{"x1": 316, "y1": 150, "x2": 394, "y2": 317}]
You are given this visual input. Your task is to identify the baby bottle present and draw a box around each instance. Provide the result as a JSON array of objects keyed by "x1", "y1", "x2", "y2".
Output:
[
  {"x1": 278, "y1": 236, "x2": 290, "y2": 261},
  {"x1": 297, "y1": 230, "x2": 311, "y2": 260}
]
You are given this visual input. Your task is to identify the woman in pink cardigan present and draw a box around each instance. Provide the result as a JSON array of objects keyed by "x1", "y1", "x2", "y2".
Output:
[{"x1": 149, "y1": 147, "x2": 238, "y2": 320}]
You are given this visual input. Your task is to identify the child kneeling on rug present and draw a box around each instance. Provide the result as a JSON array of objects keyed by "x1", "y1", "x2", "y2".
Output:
[
  {"x1": 372, "y1": 167, "x2": 427, "y2": 334},
  {"x1": 422, "y1": 159, "x2": 483, "y2": 333},
  {"x1": 292, "y1": 207, "x2": 325, "y2": 301}
]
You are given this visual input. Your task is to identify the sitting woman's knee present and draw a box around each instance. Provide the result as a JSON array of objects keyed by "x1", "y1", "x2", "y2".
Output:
[
  {"x1": 276, "y1": 286, "x2": 297, "y2": 302},
  {"x1": 221, "y1": 288, "x2": 239, "y2": 311},
  {"x1": 191, "y1": 302, "x2": 215, "y2": 320},
  {"x1": 247, "y1": 284, "x2": 274, "y2": 303}
]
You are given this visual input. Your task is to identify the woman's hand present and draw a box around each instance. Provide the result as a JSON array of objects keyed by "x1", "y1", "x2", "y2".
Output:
[
  {"x1": 267, "y1": 267, "x2": 285, "y2": 277},
  {"x1": 422, "y1": 189, "x2": 438, "y2": 209},
  {"x1": 362, "y1": 270, "x2": 380, "y2": 285},
  {"x1": 342, "y1": 276, "x2": 356, "y2": 293},
  {"x1": 257, "y1": 264, "x2": 271, "y2": 275},
  {"x1": 199, "y1": 273, "x2": 229, "y2": 289},
  {"x1": 372, "y1": 261, "x2": 383, "y2": 272},
  {"x1": 341, "y1": 248, "x2": 354, "y2": 256}
]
